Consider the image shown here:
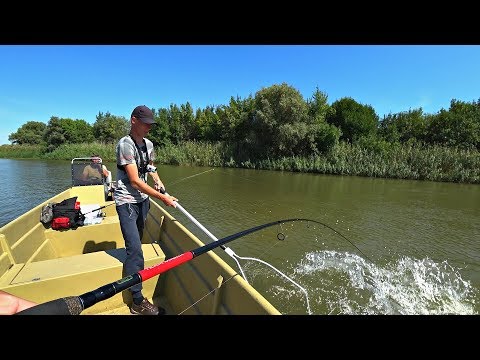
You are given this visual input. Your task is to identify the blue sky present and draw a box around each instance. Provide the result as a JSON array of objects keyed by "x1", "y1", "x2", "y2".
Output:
[{"x1": 0, "y1": 45, "x2": 479, "y2": 145}]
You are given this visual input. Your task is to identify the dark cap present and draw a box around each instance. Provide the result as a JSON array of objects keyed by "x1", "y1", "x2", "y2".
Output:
[{"x1": 131, "y1": 105, "x2": 155, "y2": 124}]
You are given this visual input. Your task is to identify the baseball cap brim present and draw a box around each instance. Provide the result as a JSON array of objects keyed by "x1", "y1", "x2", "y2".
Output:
[
  {"x1": 139, "y1": 117, "x2": 155, "y2": 124},
  {"x1": 131, "y1": 105, "x2": 156, "y2": 124}
]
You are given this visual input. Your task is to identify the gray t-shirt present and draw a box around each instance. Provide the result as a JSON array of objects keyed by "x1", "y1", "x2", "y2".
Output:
[{"x1": 114, "y1": 135, "x2": 155, "y2": 206}]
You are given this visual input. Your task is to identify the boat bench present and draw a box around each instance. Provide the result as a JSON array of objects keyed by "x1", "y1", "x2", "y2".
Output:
[
  {"x1": 0, "y1": 214, "x2": 166, "y2": 311},
  {"x1": 3, "y1": 242, "x2": 163, "y2": 284},
  {"x1": 42, "y1": 215, "x2": 125, "y2": 259},
  {"x1": 1, "y1": 215, "x2": 124, "y2": 266},
  {"x1": 0, "y1": 242, "x2": 165, "y2": 313}
]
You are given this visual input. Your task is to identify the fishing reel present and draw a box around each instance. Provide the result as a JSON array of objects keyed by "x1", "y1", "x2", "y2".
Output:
[{"x1": 146, "y1": 164, "x2": 157, "y2": 173}]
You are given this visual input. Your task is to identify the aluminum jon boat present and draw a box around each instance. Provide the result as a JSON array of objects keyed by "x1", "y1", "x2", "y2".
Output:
[{"x1": 0, "y1": 158, "x2": 280, "y2": 315}]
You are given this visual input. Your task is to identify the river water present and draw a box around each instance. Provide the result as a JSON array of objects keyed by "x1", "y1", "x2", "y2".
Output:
[{"x1": 1, "y1": 158, "x2": 478, "y2": 315}]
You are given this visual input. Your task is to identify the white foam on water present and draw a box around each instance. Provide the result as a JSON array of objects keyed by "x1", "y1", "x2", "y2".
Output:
[{"x1": 292, "y1": 250, "x2": 478, "y2": 315}]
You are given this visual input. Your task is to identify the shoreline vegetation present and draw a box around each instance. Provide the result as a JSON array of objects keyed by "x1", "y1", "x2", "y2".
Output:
[
  {"x1": 0, "y1": 141, "x2": 478, "y2": 184},
  {"x1": 3, "y1": 84, "x2": 479, "y2": 184}
]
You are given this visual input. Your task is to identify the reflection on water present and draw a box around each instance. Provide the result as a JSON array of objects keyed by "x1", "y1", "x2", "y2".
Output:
[{"x1": 1, "y1": 159, "x2": 479, "y2": 314}]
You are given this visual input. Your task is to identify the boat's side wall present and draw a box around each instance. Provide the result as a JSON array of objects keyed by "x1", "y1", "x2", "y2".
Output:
[
  {"x1": 0, "y1": 185, "x2": 165, "y2": 313},
  {"x1": 1, "y1": 184, "x2": 280, "y2": 315},
  {"x1": 0, "y1": 189, "x2": 71, "y2": 267},
  {"x1": 148, "y1": 200, "x2": 281, "y2": 315},
  {"x1": 0, "y1": 186, "x2": 113, "y2": 268}
]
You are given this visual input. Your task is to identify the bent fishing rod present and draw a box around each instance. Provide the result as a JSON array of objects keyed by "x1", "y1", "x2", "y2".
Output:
[
  {"x1": 160, "y1": 188, "x2": 313, "y2": 313},
  {"x1": 82, "y1": 203, "x2": 115, "y2": 216},
  {"x1": 16, "y1": 218, "x2": 314, "y2": 315}
]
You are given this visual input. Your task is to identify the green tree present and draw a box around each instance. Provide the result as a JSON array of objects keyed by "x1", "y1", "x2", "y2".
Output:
[
  {"x1": 245, "y1": 83, "x2": 339, "y2": 158},
  {"x1": 8, "y1": 121, "x2": 47, "y2": 145},
  {"x1": 167, "y1": 104, "x2": 184, "y2": 144},
  {"x1": 43, "y1": 117, "x2": 94, "y2": 151},
  {"x1": 215, "y1": 96, "x2": 255, "y2": 143},
  {"x1": 327, "y1": 97, "x2": 379, "y2": 143},
  {"x1": 307, "y1": 87, "x2": 332, "y2": 121},
  {"x1": 230, "y1": 96, "x2": 256, "y2": 145},
  {"x1": 379, "y1": 108, "x2": 427, "y2": 144},
  {"x1": 92, "y1": 111, "x2": 129, "y2": 143},
  {"x1": 60, "y1": 118, "x2": 94, "y2": 143},
  {"x1": 149, "y1": 108, "x2": 172, "y2": 147},
  {"x1": 180, "y1": 102, "x2": 198, "y2": 141},
  {"x1": 196, "y1": 105, "x2": 221, "y2": 142},
  {"x1": 43, "y1": 117, "x2": 66, "y2": 151},
  {"x1": 306, "y1": 87, "x2": 341, "y2": 153},
  {"x1": 252, "y1": 83, "x2": 310, "y2": 158},
  {"x1": 425, "y1": 99, "x2": 480, "y2": 150}
]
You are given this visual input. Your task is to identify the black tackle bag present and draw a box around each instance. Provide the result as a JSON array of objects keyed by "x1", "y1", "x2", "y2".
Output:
[{"x1": 50, "y1": 196, "x2": 85, "y2": 229}]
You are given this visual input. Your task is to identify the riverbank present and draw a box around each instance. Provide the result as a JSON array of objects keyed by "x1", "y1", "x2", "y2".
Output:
[{"x1": 1, "y1": 141, "x2": 479, "y2": 184}]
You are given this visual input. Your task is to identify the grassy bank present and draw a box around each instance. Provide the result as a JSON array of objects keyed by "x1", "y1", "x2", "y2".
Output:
[{"x1": 1, "y1": 141, "x2": 479, "y2": 184}]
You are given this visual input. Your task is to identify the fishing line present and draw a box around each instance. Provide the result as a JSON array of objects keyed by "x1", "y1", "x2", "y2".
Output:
[
  {"x1": 15, "y1": 218, "x2": 321, "y2": 315},
  {"x1": 177, "y1": 216, "x2": 374, "y2": 314},
  {"x1": 190, "y1": 168, "x2": 373, "y2": 262},
  {"x1": 304, "y1": 219, "x2": 375, "y2": 264},
  {"x1": 167, "y1": 168, "x2": 215, "y2": 188},
  {"x1": 161, "y1": 187, "x2": 313, "y2": 314},
  {"x1": 160, "y1": 168, "x2": 375, "y2": 314},
  {"x1": 234, "y1": 218, "x2": 375, "y2": 314}
]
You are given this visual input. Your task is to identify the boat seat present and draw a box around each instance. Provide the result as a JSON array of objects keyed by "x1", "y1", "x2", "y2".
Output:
[
  {"x1": 9, "y1": 243, "x2": 164, "y2": 284},
  {"x1": 43, "y1": 215, "x2": 124, "y2": 258},
  {"x1": 0, "y1": 243, "x2": 165, "y2": 312}
]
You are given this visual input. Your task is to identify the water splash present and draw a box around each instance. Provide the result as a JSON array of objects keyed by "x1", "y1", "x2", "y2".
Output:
[{"x1": 293, "y1": 250, "x2": 478, "y2": 315}]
